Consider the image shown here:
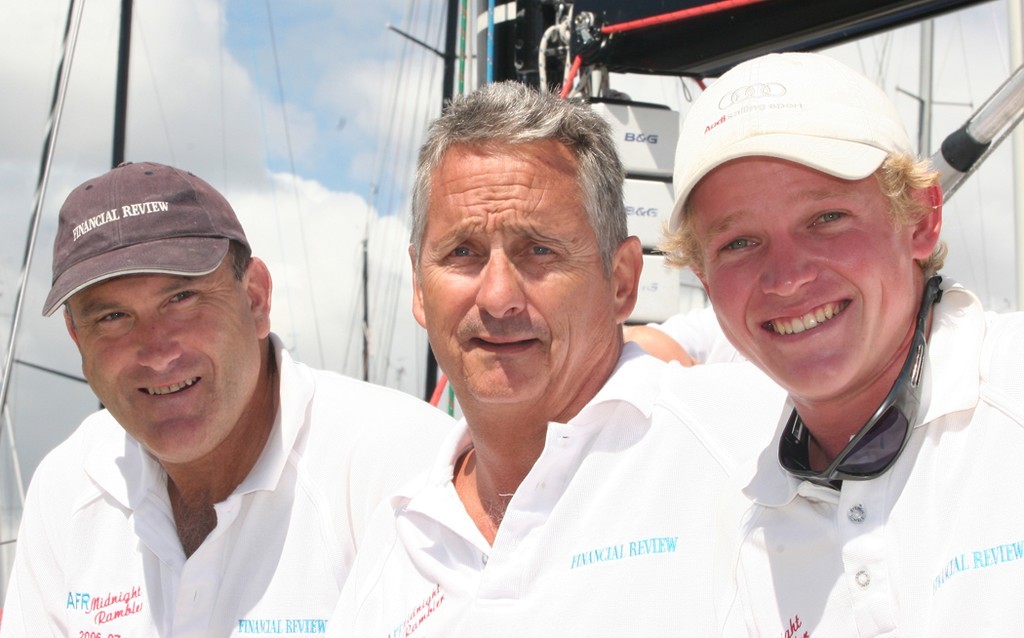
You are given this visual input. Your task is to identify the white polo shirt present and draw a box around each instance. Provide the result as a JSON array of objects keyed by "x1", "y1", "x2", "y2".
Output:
[
  {"x1": 725, "y1": 281, "x2": 1024, "y2": 637},
  {"x1": 330, "y1": 344, "x2": 786, "y2": 637},
  {"x1": 0, "y1": 335, "x2": 454, "y2": 637}
]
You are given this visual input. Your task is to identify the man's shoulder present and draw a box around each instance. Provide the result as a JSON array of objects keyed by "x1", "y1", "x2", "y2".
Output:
[
  {"x1": 659, "y1": 360, "x2": 785, "y2": 415},
  {"x1": 979, "y1": 310, "x2": 1024, "y2": 412},
  {"x1": 979, "y1": 310, "x2": 1024, "y2": 369},
  {"x1": 39, "y1": 409, "x2": 123, "y2": 462},
  {"x1": 280, "y1": 352, "x2": 453, "y2": 426},
  {"x1": 983, "y1": 308, "x2": 1024, "y2": 338},
  {"x1": 287, "y1": 363, "x2": 454, "y2": 464},
  {"x1": 24, "y1": 410, "x2": 126, "y2": 499},
  {"x1": 305, "y1": 368, "x2": 453, "y2": 425},
  {"x1": 656, "y1": 361, "x2": 786, "y2": 474},
  {"x1": 307, "y1": 366, "x2": 430, "y2": 401}
]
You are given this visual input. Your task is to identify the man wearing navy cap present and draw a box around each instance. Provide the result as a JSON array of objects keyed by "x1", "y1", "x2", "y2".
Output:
[{"x1": 0, "y1": 162, "x2": 453, "y2": 636}]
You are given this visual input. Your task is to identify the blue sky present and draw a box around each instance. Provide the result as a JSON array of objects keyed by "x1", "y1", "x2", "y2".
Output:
[{"x1": 222, "y1": 1, "x2": 409, "y2": 192}]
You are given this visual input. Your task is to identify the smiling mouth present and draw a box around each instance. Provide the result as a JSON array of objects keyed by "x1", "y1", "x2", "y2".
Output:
[
  {"x1": 765, "y1": 300, "x2": 849, "y2": 336},
  {"x1": 472, "y1": 337, "x2": 538, "y2": 350},
  {"x1": 145, "y1": 377, "x2": 198, "y2": 396}
]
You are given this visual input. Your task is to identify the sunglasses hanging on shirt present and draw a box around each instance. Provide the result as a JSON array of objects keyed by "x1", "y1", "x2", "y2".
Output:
[{"x1": 778, "y1": 275, "x2": 943, "y2": 488}]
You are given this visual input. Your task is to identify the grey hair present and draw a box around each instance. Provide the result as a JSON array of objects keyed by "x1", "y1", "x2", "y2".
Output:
[{"x1": 410, "y1": 81, "x2": 626, "y2": 274}]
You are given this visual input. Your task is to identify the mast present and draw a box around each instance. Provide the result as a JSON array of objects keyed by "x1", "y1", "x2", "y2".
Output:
[
  {"x1": 422, "y1": 0, "x2": 462, "y2": 401},
  {"x1": 113, "y1": 0, "x2": 133, "y2": 167}
]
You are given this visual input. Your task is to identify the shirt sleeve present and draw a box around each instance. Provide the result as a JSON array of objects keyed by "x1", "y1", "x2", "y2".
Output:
[{"x1": 650, "y1": 305, "x2": 748, "y2": 364}]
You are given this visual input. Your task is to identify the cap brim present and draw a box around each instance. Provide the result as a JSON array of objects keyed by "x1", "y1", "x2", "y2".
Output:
[
  {"x1": 43, "y1": 236, "x2": 230, "y2": 316},
  {"x1": 669, "y1": 136, "x2": 889, "y2": 231}
]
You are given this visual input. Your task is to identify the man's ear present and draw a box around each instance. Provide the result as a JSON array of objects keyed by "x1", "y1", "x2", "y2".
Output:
[
  {"x1": 64, "y1": 307, "x2": 81, "y2": 349},
  {"x1": 410, "y1": 245, "x2": 427, "y2": 329},
  {"x1": 610, "y1": 236, "x2": 643, "y2": 324},
  {"x1": 909, "y1": 184, "x2": 943, "y2": 261},
  {"x1": 244, "y1": 257, "x2": 274, "y2": 339}
]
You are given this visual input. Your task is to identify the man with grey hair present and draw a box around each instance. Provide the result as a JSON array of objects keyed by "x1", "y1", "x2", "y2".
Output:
[
  {"x1": 664, "y1": 52, "x2": 1024, "y2": 635},
  {"x1": 327, "y1": 81, "x2": 785, "y2": 636},
  {"x1": 0, "y1": 162, "x2": 454, "y2": 636}
]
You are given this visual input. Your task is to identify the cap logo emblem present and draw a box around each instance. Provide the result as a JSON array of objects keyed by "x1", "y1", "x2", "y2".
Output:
[
  {"x1": 718, "y1": 82, "x2": 786, "y2": 110},
  {"x1": 71, "y1": 201, "x2": 170, "y2": 241}
]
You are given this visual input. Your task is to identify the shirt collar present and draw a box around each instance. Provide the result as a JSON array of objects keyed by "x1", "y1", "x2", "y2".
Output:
[
  {"x1": 394, "y1": 343, "x2": 666, "y2": 503},
  {"x1": 234, "y1": 333, "x2": 309, "y2": 494},
  {"x1": 573, "y1": 342, "x2": 666, "y2": 422},
  {"x1": 916, "y1": 279, "x2": 984, "y2": 424}
]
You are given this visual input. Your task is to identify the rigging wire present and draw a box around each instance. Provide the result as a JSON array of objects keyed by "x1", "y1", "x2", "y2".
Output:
[
  {"x1": 372, "y1": 0, "x2": 473, "y2": 392},
  {"x1": 375, "y1": 1, "x2": 435, "y2": 383},
  {"x1": 0, "y1": 0, "x2": 85, "y2": 438},
  {"x1": 132, "y1": 5, "x2": 178, "y2": 167},
  {"x1": 429, "y1": 373, "x2": 448, "y2": 406},
  {"x1": 423, "y1": 0, "x2": 477, "y2": 406},
  {"x1": 218, "y1": 5, "x2": 229, "y2": 186},
  {"x1": 375, "y1": 0, "x2": 448, "y2": 386},
  {"x1": 263, "y1": 0, "x2": 327, "y2": 368},
  {"x1": 2, "y1": 404, "x2": 25, "y2": 506},
  {"x1": 558, "y1": 0, "x2": 778, "y2": 95},
  {"x1": 357, "y1": 0, "x2": 440, "y2": 387},
  {"x1": 598, "y1": 0, "x2": 774, "y2": 35},
  {"x1": 370, "y1": 0, "x2": 425, "y2": 385},
  {"x1": 238, "y1": 7, "x2": 305, "y2": 357},
  {"x1": 941, "y1": 12, "x2": 989, "y2": 300},
  {"x1": 345, "y1": 4, "x2": 417, "y2": 380},
  {"x1": 871, "y1": 32, "x2": 893, "y2": 87},
  {"x1": 372, "y1": 0, "x2": 441, "y2": 384},
  {"x1": 538, "y1": 8, "x2": 571, "y2": 92},
  {"x1": 560, "y1": 55, "x2": 583, "y2": 99}
]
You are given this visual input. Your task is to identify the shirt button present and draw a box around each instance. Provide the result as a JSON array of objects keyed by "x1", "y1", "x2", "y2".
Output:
[
  {"x1": 848, "y1": 504, "x2": 866, "y2": 523},
  {"x1": 481, "y1": 554, "x2": 489, "y2": 566},
  {"x1": 855, "y1": 570, "x2": 871, "y2": 588}
]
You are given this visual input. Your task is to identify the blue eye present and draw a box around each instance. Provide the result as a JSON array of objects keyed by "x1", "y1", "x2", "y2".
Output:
[
  {"x1": 723, "y1": 238, "x2": 752, "y2": 251},
  {"x1": 532, "y1": 245, "x2": 552, "y2": 255},
  {"x1": 452, "y1": 246, "x2": 471, "y2": 257},
  {"x1": 815, "y1": 211, "x2": 844, "y2": 224}
]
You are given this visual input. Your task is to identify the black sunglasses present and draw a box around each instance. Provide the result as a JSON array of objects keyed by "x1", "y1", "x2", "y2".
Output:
[{"x1": 778, "y1": 275, "x2": 943, "y2": 487}]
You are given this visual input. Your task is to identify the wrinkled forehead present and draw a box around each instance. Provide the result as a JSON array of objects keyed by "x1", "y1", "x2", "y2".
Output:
[{"x1": 425, "y1": 143, "x2": 585, "y2": 233}]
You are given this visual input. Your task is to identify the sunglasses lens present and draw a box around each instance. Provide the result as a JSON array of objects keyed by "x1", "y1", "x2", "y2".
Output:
[{"x1": 840, "y1": 406, "x2": 909, "y2": 475}]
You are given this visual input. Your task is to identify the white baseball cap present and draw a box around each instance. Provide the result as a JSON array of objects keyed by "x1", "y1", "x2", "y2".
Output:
[{"x1": 669, "y1": 52, "x2": 914, "y2": 230}]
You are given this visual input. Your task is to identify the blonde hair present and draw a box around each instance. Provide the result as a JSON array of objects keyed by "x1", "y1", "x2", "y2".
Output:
[{"x1": 662, "y1": 154, "x2": 946, "y2": 275}]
